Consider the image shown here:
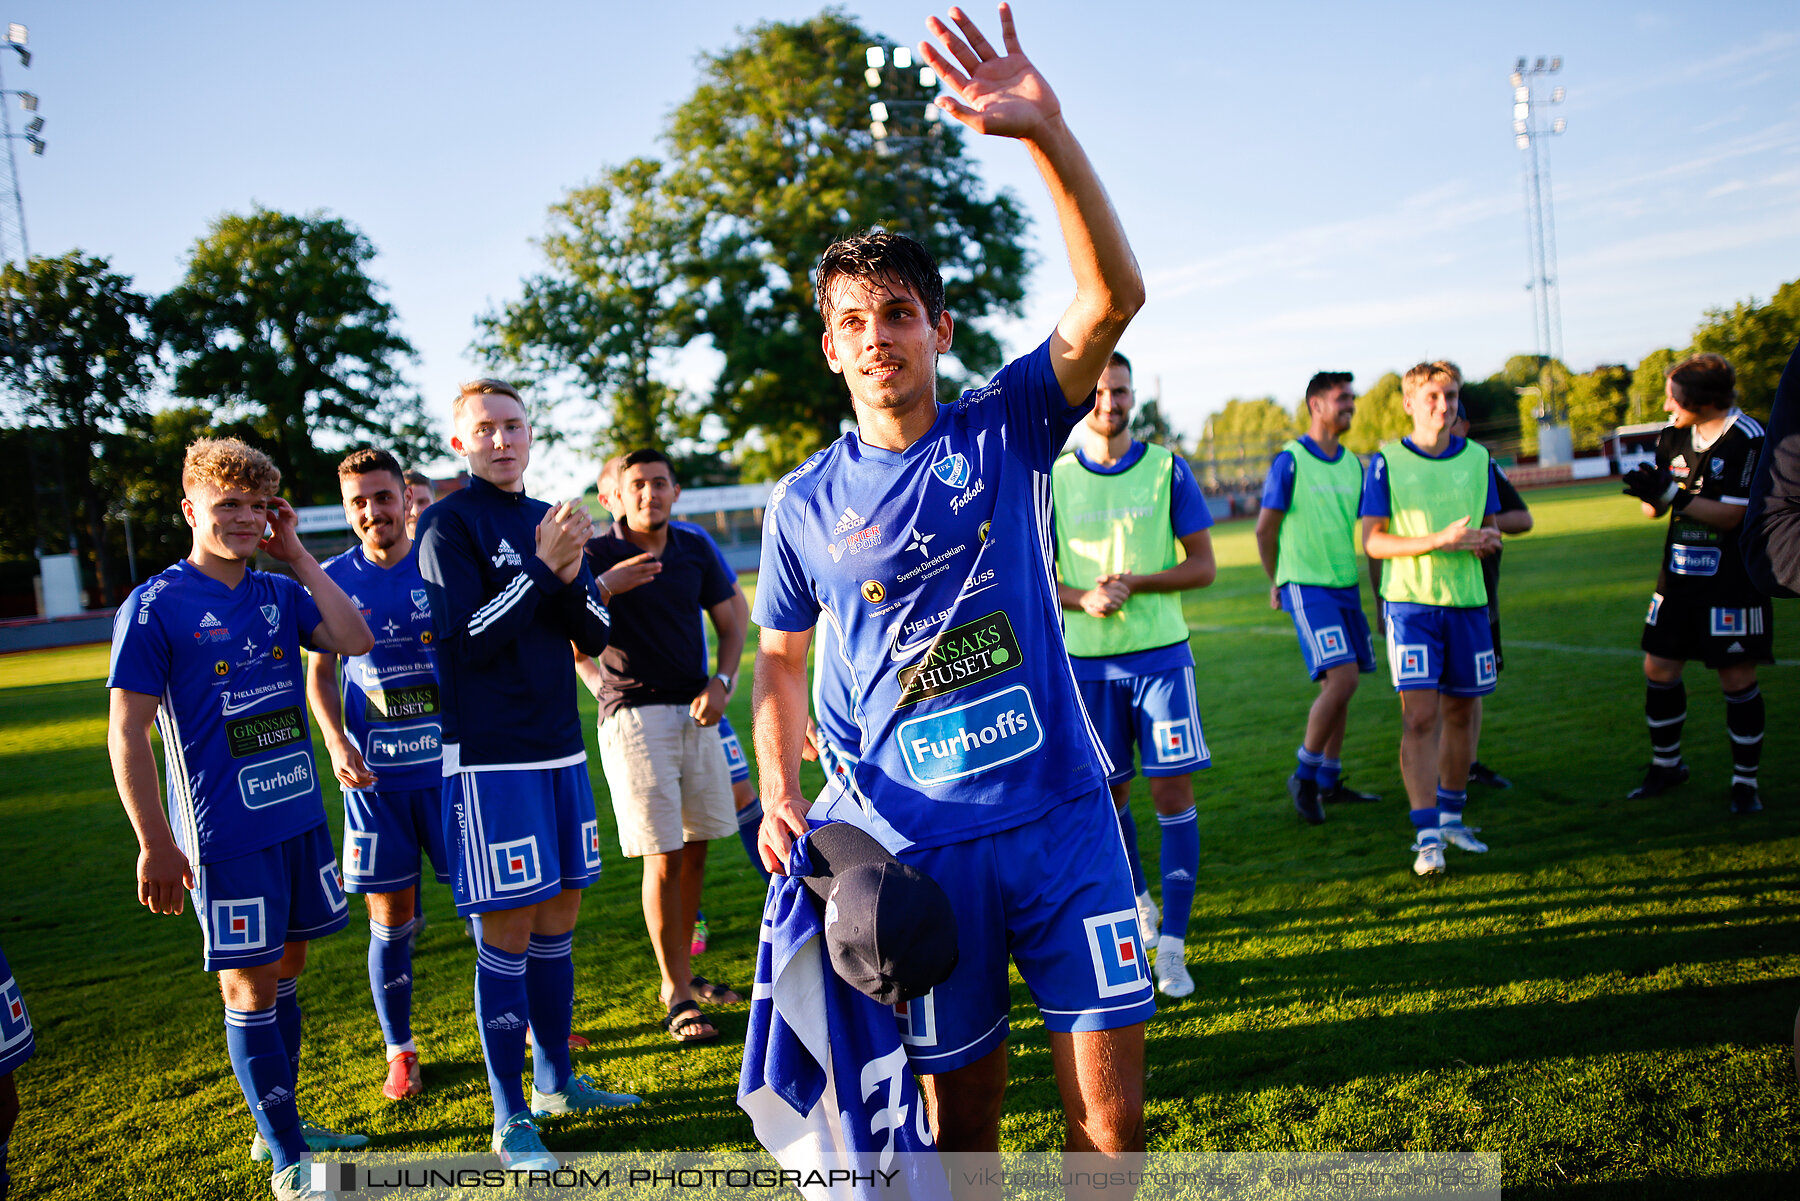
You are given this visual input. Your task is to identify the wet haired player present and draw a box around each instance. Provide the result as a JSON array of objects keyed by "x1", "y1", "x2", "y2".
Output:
[
  {"x1": 1620, "y1": 352, "x2": 1770, "y2": 814},
  {"x1": 754, "y1": 5, "x2": 1152, "y2": 1157},
  {"x1": 106, "y1": 438, "x2": 374, "y2": 1200},
  {"x1": 305, "y1": 448, "x2": 447, "y2": 1100},
  {"x1": 415, "y1": 380, "x2": 639, "y2": 1171}
]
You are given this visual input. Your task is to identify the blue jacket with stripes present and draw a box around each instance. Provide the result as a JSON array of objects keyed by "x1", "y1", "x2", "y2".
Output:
[{"x1": 416, "y1": 476, "x2": 611, "y2": 771}]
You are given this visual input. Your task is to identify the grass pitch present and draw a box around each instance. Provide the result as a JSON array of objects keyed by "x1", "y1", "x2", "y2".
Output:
[{"x1": 1, "y1": 482, "x2": 1796, "y2": 1198}]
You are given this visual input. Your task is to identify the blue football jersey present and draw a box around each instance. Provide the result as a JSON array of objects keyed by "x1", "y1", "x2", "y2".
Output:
[
  {"x1": 108, "y1": 561, "x2": 327, "y2": 864},
  {"x1": 320, "y1": 546, "x2": 442, "y2": 791},
  {"x1": 810, "y1": 616, "x2": 862, "y2": 763},
  {"x1": 754, "y1": 340, "x2": 1111, "y2": 850}
]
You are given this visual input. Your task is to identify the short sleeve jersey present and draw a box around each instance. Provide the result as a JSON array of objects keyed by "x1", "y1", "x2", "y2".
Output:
[
  {"x1": 108, "y1": 561, "x2": 326, "y2": 864},
  {"x1": 753, "y1": 339, "x2": 1110, "y2": 850},
  {"x1": 1359, "y1": 437, "x2": 1502, "y2": 520},
  {"x1": 1654, "y1": 410, "x2": 1766, "y2": 600},
  {"x1": 584, "y1": 520, "x2": 737, "y2": 721},
  {"x1": 320, "y1": 546, "x2": 442, "y2": 790},
  {"x1": 810, "y1": 612, "x2": 862, "y2": 758}
]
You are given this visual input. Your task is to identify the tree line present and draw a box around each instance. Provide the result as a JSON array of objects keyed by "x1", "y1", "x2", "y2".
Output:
[
  {"x1": 1186, "y1": 278, "x2": 1800, "y2": 489},
  {"x1": 0, "y1": 10, "x2": 1033, "y2": 611}
]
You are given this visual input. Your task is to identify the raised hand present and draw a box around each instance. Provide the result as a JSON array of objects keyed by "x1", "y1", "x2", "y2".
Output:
[
  {"x1": 535, "y1": 500, "x2": 591, "y2": 582},
  {"x1": 921, "y1": 3, "x2": 1060, "y2": 139},
  {"x1": 260, "y1": 497, "x2": 306, "y2": 563}
]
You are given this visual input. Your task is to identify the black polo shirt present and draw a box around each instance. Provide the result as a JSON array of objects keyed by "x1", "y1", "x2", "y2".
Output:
[{"x1": 583, "y1": 519, "x2": 735, "y2": 721}]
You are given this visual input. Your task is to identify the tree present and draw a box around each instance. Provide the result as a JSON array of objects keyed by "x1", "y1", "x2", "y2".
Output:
[
  {"x1": 489, "y1": 11, "x2": 1031, "y2": 481},
  {"x1": 478, "y1": 158, "x2": 705, "y2": 461},
  {"x1": 1566, "y1": 364, "x2": 1632, "y2": 451},
  {"x1": 1127, "y1": 397, "x2": 1181, "y2": 451},
  {"x1": 1194, "y1": 397, "x2": 1296, "y2": 488},
  {"x1": 1627, "y1": 346, "x2": 1681, "y2": 425},
  {"x1": 1690, "y1": 278, "x2": 1800, "y2": 420},
  {"x1": 0, "y1": 251, "x2": 158, "y2": 602},
  {"x1": 1496, "y1": 354, "x2": 1572, "y2": 456},
  {"x1": 1343, "y1": 372, "x2": 1408, "y2": 454},
  {"x1": 159, "y1": 207, "x2": 426, "y2": 503}
]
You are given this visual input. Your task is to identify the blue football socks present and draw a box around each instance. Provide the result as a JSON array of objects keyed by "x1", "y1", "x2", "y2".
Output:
[
  {"x1": 474, "y1": 941, "x2": 530, "y2": 1128},
  {"x1": 525, "y1": 933, "x2": 575, "y2": 1095},
  {"x1": 1156, "y1": 807, "x2": 1199, "y2": 941},
  {"x1": 273, "y1": 976, "x2": 301, "y2": 1088},
  {"x1": 368, "y1": 919, "x2": 414, "y2": 1050},
  {"x1": 737, "y1": 799, "x2": 771, "y2": 882},
  {"x1": 1409, "y1": 807, "x2": 1441, "y2": 833},
  {"x1": 1436, "y1": 784, "x2": 1468, "y2": 822},
  {"x1": 1318, "y1": 756, "x2": 1342, "y2": 791},
  {"x1": 225, "y1": 1005, "x2": 304, "y2": 1171},
  {"x1": 1294, "y1": 745, "x2": 1323, "y2": 783}
]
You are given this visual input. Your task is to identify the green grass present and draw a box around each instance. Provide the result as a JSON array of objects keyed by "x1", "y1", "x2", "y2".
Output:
[{"x1": 2, "y1": 481, "x2": 1797, "y2": 1198}]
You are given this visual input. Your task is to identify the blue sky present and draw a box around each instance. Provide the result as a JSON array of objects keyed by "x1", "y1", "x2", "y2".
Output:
[{"x1": 14, "y1": 2, "x2": 1800, "y2": 487}]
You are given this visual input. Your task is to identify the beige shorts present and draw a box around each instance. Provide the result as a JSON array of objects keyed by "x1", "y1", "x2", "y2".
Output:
[{"x1": 597, "y1": 704, "x2": 738, "y2": 857}]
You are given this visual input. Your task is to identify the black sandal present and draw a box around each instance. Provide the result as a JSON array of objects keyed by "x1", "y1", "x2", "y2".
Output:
[
  {"x1": 690, "y1": 976, "x2": 743, "y2": 1005},
  {"x1": 662, "y1": 999, "x2": 718, "y2": 1045}
]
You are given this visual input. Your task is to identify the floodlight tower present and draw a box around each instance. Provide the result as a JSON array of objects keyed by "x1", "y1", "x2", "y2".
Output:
[
  {"x1": 1510, "y1": 55, "x2": 1567, "y2": 422},
  {"x1": 863, "y1": 43, "x2": 944, "y2": 154}
]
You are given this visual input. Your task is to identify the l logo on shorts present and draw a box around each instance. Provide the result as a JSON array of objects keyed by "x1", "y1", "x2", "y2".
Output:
[
  {"x1": 894, "y1": 990, "x2": 938, "y2": 1047},
  {"x1": 319, "y1": 862, "x2": 348, "y2": 914},
  {"x1": 0, "y1": 975, "x2": 28, "y2": 1052},
  {"x1": 1710, "y1": 607, "x2": 1746, "y2": 637},
  {"x1": 1475, "y1": 650, "x2": 1497, "y2": 687},
  {"x1": 1646, "y1": 594, "x2": 1663, "y2": 625},
  {"x1": 1313, "y1": 625, "x2": 1346, "y2": 659},
  {"x1": 1083, "y1": 910, "x2": 1149, "y2": 999},
  {"x1": 346, "y1": 831, "x2": 377, "y2": 878},
  {"x1": 491, "y1": 838, "x2": 543, "y2": 892},
  {"x1": 1394, "y1": 643, "x2": 1430, "y2": 682},
  {"x1": 1151, "y1": 718, "x2": 1195, "y2": 764},
  {"x1": 213, "y1": 898, "x2": 268, "y2": 952},
  {"x1": 581, "y1": 820, "x2": 601, "y2": 871}
]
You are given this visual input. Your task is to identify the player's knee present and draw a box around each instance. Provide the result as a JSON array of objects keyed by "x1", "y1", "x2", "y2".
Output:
[
  {"x1": 931, "y1": 1086, "x2": 1006, "y2": 1151},
  {"x1": 1400, "y1": 703, "x2": 1437, "y2": 738}
]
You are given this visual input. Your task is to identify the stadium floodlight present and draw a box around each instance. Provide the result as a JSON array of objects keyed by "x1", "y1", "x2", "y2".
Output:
[
  {"x1": 924, "y1": 103, "x2": 939, "y2": 122},
  {"x1": 870, "y1": 101, "x2": 889, "y2": 122},
  {"x1": 1514, "y1": 85, "x2": 1528, "y2": 102},
  {"x1": 864, "y1": 67, "x2": 880, "y2": 88},
  {"x1": 920, "y1": 66, "x2": 936, "y2": 87},
  {"x1": 1515, "y1": 133, "x2": 1529, "y2": 150},
  {"x1": 23, "y1": 115, "x2": 38, "y2": 134},
  {"x1": 866, "y1": 47, "x2": 884, "y2": 69},
  {"x1": 16, "y1": 91, "x2": 32, "y2": 110},
  {"x1": 1515, "y1": 57, "x2": 1526, "y2": 72},
  {"x1": 870, "y1": 119, "x2": 888, "y2": 140},
  {"x1": 1514, "y1": 102, "x2": 1529, "y2": 121},
  {"x1": 1534, "y1": 57, "x2": 1545, "y2": 70},
  {"x1": 893, "y1": 46, "x2": 912, "y2": 69},
  {"x1": 1549, "y1": 57, "x2": 1561, "y2": 71},
  {"x1": 1513, "y1": 119, "x2": 1527, "y2": 135},
  {"x1": 1552, "y1": 117, "x2": 1566, "y2": 134},
  {"x1": 4, "y1": 25, "x2": 22, "y2": 45},
  {"x1": 27, "y1": 134, "x2": 42, "y2": 155},
  {"x1": 1551, "y1": 86, "x2": 1565, "y2": 103},
  {"x1": 1509, "y1": 71, "x2": 1523, "y2": 87}
]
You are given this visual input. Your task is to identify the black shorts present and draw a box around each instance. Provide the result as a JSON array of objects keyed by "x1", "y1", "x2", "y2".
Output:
[{"x1": 1641, "y1": 591, "x2": 1774, "y2": 669}]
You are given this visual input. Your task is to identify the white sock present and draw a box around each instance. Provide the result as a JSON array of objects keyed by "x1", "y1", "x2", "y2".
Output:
[{"x1": 386, "y1": 1039, "x2": 416, "y2": 1061}]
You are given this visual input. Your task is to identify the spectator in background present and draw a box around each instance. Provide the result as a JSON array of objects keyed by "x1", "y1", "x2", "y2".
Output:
[
  {"x1": 580, "y1": 449, "x2": 745, "y2": 1046},
  {"x1": 402, "y1": 471, "x2": 434, "y2": 540}
]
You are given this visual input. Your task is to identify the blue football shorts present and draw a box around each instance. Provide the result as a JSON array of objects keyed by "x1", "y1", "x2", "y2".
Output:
[
  {"x1": 1281, "y1": 582, "x2": 1376, "y2": 680},
  {"x1": 719, "y1": 716, "x2": 751, "y2": 786},
  {"x1": 342, "y1": 785, "x2": 450, "y2": 894},
  {"x1": 1076, "y1": 665, "x2": 1211, "y2": 784},
  {"x1": 442, "y1": 763, "x2": 601, "y2": 916},
  {"x1": 1384, "y1": 602, "x2": 1497, "y2": 696},
  {"x1": 889, "y1": 787, "x2": 1156, "y2": 1075},
  {"x1": 190, "y1": 822, "x2": 350, "y2": 972},
  {"x1": 0, "y1": 942, "x2": 35, "y2": 1077}
]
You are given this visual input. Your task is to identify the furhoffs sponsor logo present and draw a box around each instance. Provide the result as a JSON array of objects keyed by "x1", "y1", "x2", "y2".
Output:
[{"x1": 896, "y1": 684, "x2": 1043, "y2": 785}]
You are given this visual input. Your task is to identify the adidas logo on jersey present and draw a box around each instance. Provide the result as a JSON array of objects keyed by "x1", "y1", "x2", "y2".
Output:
[
  {"x1": 199, "y1": 612, "x2": 222, "y2": 628},
  {"x1": 831, "y1": 507, "x2": 865, "y2": 536},
  {"x1": 485, "y1": 1010, "x2": 525, "y2": 1031},
  {"x1": 257, "y1": 1084, "x2": 294, "y2": 1111},
  {"x1": 491, "y1": 539, "x2": 523, "y2": 568}
]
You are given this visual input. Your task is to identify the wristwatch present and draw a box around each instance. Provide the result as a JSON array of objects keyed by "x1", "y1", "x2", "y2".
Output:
[{"x1": 714, "y1": 672, "x2": 734, "y2": 693}]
